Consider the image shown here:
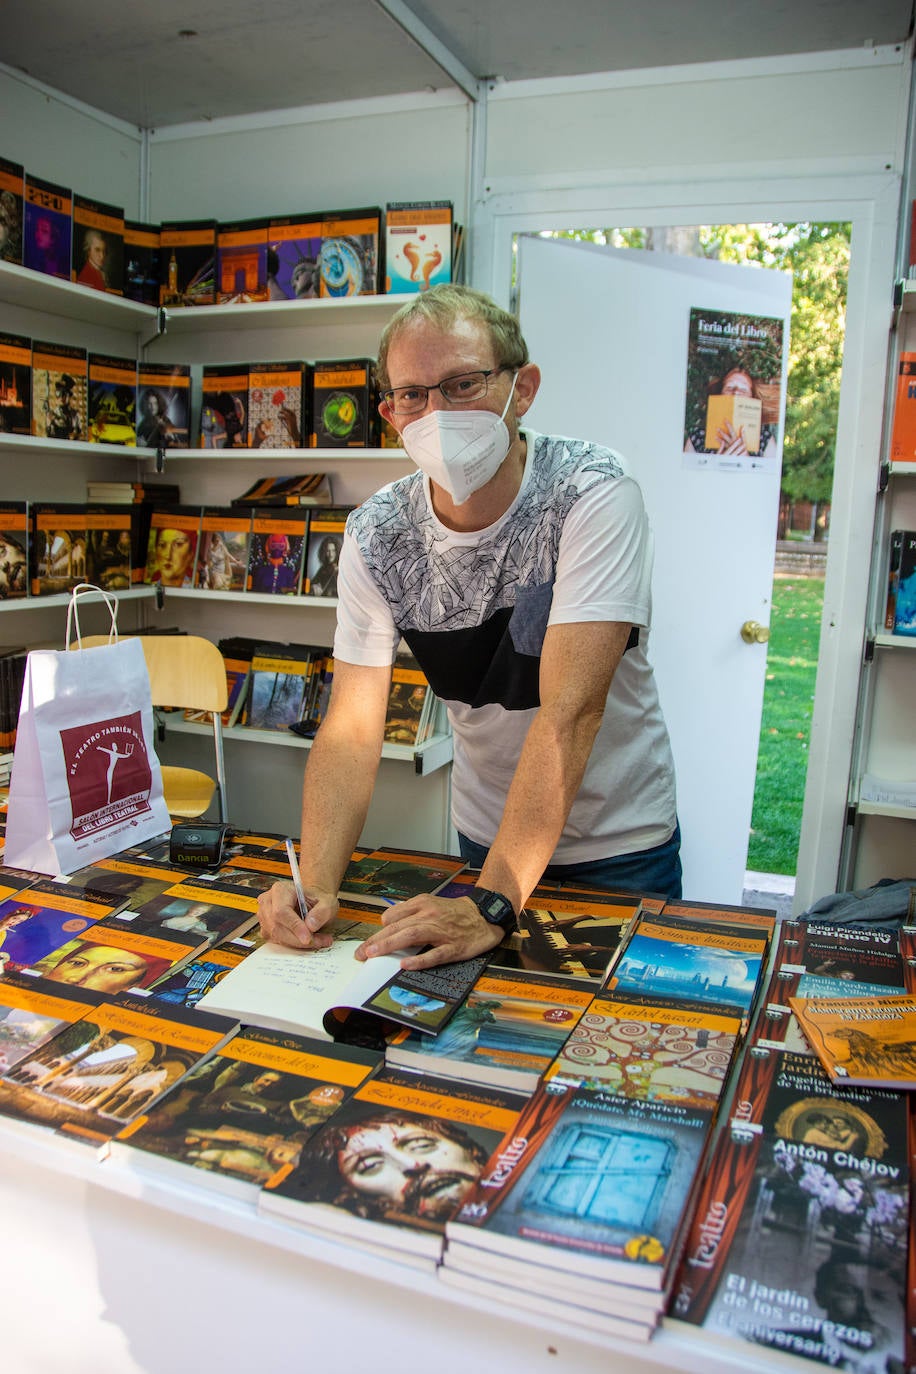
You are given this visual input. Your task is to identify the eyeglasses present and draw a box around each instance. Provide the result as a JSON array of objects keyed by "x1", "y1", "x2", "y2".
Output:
[{"x1": 380, "y1": 368, "x2": 510, "y2": 417}]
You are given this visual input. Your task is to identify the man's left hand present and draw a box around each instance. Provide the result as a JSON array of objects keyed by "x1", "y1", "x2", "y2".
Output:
[{"x1": 356, "y1": 895, "x2": 507, "y2": 969}]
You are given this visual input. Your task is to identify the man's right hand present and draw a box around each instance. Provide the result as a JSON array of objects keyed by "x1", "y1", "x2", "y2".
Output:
[{"x1": 257, "y1": 881, "x2": 338, "y2": 949}]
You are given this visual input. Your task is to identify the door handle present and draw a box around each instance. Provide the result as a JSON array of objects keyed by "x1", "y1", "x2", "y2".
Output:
[{"x1": 740, "y1": 620, "x2": 770, "y2": 644}]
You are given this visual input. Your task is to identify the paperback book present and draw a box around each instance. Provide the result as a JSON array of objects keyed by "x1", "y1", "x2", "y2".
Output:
[
  {"x1": 72, "y1": 195, "x2": 124, "y2": 296},
  {"x1": 337, "y1": 848, "x2": 466, "y2": 908},
  {"x1": 0, "y1": 500, "x2": 28, "y2": 600},
  {"x1": 136, "y1": 363, "x2": 191, "y2": 449},
  {"x1": 123, "y1": 221, "x2": 160, "y2": 305},
  {"x1": 23, "y1": 175, "x2": 71, "y2": 281},
  {"x1": 246, "y1": 643, "x2": 318, "y2": 731},
  {"x1": 302, "y1": 506, "x2": 349, "y2": 596},
  {"x1": 159, "y1": 219, "x2": 217, "y2": 307},
  {"x1": 890, "y1": 351, "x2": 916, "y2": 461},
  {"x1": 260, "y1": 1064, "x2": 526, "y2": 1260},
  {"x1": 246, "y1": 510, "x2": 308, "y2": 594},
  {"x1": 489, "y1": 891, "x2": 643, "y2": 983},
  {"x1": 194, "y1": 507, "x2": 251, "y2": 592},
  {"x1": 96, "y1": 879, "x2": 259, "y2": 957},
  {"x1": 0, "y1": 155, "x2": 24, "y2": 264},
  {"x1": 86, "y1": 505, "x2": 133, "y2": 592},
  {"x1": 0, "y1": 967, "x2": 107, "y2": 1074},
  {"x1": 267, "y1": 212, "x2": 322, "y2": 299},
  {"x1": 30, "y1": 340, "x2": 87, "y2": 441},
  {"x1": 217, "y1": 217, "x2": 269, "y2": 304},
  {"x1": 145, "y1": 932, "x2": 260, "y2": 1010},
  {"x1": 30, "y1": 502, "x2": 88, "y2": 596},
  {"x1": 789, "y1": 992, "x2": 916, "y2": 1089},
  {"x1": 384, "y1": 200, "x2": 453, "y2": 294},
  {"x1": 317, "y1": 207, "x2": 380, "y2": 297},
  {"x1": 88, "y1": 353, "x2": 136, "y2": 445},
  {"x1": 110, "y1": 1024, "x2": 380, "y2": 1199},
  {"x1": 383, "y1": 655, "x2": 434, "y2": 745},
  {"x1": 0, "y1": 331, "x2": 31, "y2": 435},
  {"x1": 309, "y1": 360, "x2": 374, "y2": 448},
  {"x1": 28, "y1": 921, "x2": 203, "y2": 994},
  {"x1": 0, "y1": 877, "x2": 128, "y2": 975},
  {"x1": 143, "y1": 506, "x2": 201, "y2": 588},
  {"x1": 200, "y1": 363, "x2": 248, "y2": 448},
  {"x1": 248, "y1": 360, "x2": 307, "y2": 448},
  {"x1": 232, "y1": 472, "x2": 333, "y2": 507}
]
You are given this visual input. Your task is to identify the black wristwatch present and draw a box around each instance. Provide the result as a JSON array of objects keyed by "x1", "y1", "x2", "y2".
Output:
[{"x1": 469, "y1": 888, "x2": 517, "y2": 935}]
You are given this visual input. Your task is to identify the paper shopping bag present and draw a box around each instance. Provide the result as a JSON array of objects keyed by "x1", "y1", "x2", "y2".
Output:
[{"x1": 4, "y1": 585, "x2": 171, "y2": 875}]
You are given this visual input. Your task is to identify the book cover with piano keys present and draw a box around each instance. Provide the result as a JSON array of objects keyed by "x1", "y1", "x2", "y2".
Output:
[{"x1": 489, "y1": 892, "x2": 643, "y2": 984}]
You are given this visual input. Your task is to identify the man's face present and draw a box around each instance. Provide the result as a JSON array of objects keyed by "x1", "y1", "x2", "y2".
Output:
[
  {"x1": 380, "y1": 317, "x2": 511, "y2": 434},
  {"x1": 88, "y1": 235, "x2": 106, "y2": 269},
  {"x1": 337, "y1": 1119, "x2": 480, "y2": 1220},
  {"x1": 46, "y1": 944, "x2": 149, "y2": 992}
]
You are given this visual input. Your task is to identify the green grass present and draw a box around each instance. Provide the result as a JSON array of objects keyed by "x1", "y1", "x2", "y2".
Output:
[{"x1": 747, "y1": 576, "x2": 825, "y2": 876}]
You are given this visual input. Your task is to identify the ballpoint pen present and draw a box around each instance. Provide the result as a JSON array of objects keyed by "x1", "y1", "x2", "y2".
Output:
[{"x1": 284, "y1": 836, "x2": 309, "y2": 920}]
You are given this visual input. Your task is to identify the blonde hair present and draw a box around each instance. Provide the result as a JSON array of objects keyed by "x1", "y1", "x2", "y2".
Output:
[{"x1": 376, "y1": 284, "x2": 529, "y2": 389}]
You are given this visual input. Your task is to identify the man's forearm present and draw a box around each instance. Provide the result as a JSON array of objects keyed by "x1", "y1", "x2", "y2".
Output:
[{"x1": 299, "y1": 725, "x2": 382, "y2": 894}]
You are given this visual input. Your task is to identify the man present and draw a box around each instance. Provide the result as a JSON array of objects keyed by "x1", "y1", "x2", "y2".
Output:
[{"x1": 258, "y1": 284, "x2": 679, "y2": 969}]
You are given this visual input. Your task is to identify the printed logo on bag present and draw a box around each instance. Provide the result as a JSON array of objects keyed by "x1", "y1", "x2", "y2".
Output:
[{"x1": 60, "y1": 713, "x2": 155, "y2": 839}]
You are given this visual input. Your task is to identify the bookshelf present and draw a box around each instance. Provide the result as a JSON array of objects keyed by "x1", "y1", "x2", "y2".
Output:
[{"x1": 0, "y1": 264, "x2": 454, "y2": 844}]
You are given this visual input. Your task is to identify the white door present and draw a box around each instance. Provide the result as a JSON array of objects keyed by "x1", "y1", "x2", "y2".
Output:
[{"x1": 518, "y1": 234, "x2": 792, "y2": 904}]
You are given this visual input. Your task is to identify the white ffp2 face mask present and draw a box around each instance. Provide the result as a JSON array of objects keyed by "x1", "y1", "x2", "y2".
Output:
[{"x1": 399, "y1": 373, "x2": 519, "y2": 505}]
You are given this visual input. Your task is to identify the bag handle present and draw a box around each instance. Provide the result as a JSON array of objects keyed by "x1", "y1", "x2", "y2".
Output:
[{"x1": 66, "y1": 583, "x2": 119, "y2": 650}]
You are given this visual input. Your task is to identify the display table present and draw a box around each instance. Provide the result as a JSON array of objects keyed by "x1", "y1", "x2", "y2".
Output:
[{"x1": 0, "y1": 1120, "x2": 797, "y2": 1374}]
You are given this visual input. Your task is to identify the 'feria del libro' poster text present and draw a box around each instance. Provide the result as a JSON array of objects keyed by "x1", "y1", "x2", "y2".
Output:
[{"x1": 682, "y1": 307, "x2": 785, "y2": 474}]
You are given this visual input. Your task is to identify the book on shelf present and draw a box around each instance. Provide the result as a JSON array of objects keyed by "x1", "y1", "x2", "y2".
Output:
[
  {"x1": 488, "y1": 890, "x2": 643, "y2": 984},
  {"x1": 122, "y1": 221, "x2": 160, "y2": 306},
  {"x1": 302, "y1": 505, "x2": 352, "y2": 597},
  {"x1": 291, "y1": 649, "x2": 334, "y2": 737},
  {"x1": 0, "y1": 966, "x2": 106, "y2": 1075},
  {"x1": 109, "y1": 1023, "x2": 381, "y2": 1200},
  {"x1": 216, "y1": 217, "x2": 269, "y2": 305},
  {"x1": 0, "y1": 330, "x2": 31, "y2": 435},
  {"x1": 23, "y1": 174, "x2": 72, "y2": 282},
  {"x1": 193, "y1": 507, "x2": 252, "y2": 593},
  {"x1": 892, "y1": 530, "x2": 916, "y2": 636},
  {"x1": 72, "y1": 194, "x2": 124, "y2": 296},
  {"x1": 142, "y1": 505, "x2": 202, "y2": 588},
  {"x1": 85, "y1": 480, "x2": 181, "y2": 506},
  {"x1": 26, "y1": 919, "x2": 205, "y2": 994},
  {"x1": 667, "y1": 1039, "x2": 910, "y2": 1374},
  {"x1": 884, "y1": 528, "x2": 905, "y2": 632},
  {"x1": 85, "y1": 505, "x2": 133, "y2": 592},
  {"x1": 0, "y1": 647, "x2": 27, "y2": 752},
  {"x1": 447, "y1": 1073, "x2": 719, "y2": 1294},
  {"x1": 788, "y1": 992, "x2": 916, "y2": 1089},
  {"x1": 29, "y1": 501, "x2": 88, "y2": 596},
  {"x1": 248, "y1": 360, "x2": 307, "y2": 448},
  {"x1": 0, "y1": 876, "x2": 130, "y2": 975},
  {"x1": 232, "y1": 472, "x2": 333, "y2": 507},
  {"x1": 30, "y1": 339, "x2": 87, "y2": 441},
  {"x1": 246, "y1": 642, "x2": 319, "y2": 731},
  {"x1": 337, "y1": 848, "x2": 467, "y2": 909},
  {"x1": 545, "y1": 989, "x2": 743, "y2": 1103},
  {"x1": 159, "y1": 218, "x2": 217, "y2": 307},
  {"x1": 267, "y1": 211, "x2": 322, "y2": 300},
  {"x1": 890, "y1": 351, "x2": 916, "y2": 461},
  {"x1": 0, "y1": 500, "x2": 28, "y2": 600},
  {"x1": 316, "y1": 207, "x2": 381, "y2": 297},
  {"x1": 661, "y1": 897, "x2": 779, "y2": 935},
  {"x1": 95, "y1": 879, "x2": 259, "y2": 959},
  {"x1": 199, "y1": 363, "x2": 249, "y2": 449},
  {"x1": 214, "y1": 636, "x2": 258, "y2": 728},
  {"x1": 136, "y1": 363, "x2": 191, "y2": 449},
  {"x1": 194, "y1": 898, "x2": 490, "y2": 1042},
  {"x1": 309, "y1": 359, "x2": 375, "y2": 448},
  {"x1": 385, "y1": 966, "x2": 594, "y2": 1093},
  {"x1": 383, "y1": 654, "x2": 435, "y2": 746},
  {"x1": 66, "y1": 854, "x2": 188, "y2": 911},
  {"x1": 0, "y1": 156, "x2": 24, "y2": 265},
  {"x1": 0, "y1": 988, "x2": 239, "y2": 1153},
  {"x1": 384, "y1": 200, "x2": 453, "y2": 294},
  {"x1": 605, "y1": 907, "x2": 771, "y2": 1022},
  {"x1": 246, "y1": 510, "x2": 308, "y2": 595},
  {"x1": 260, "y1": 1064, "x2": 527, "y2": 1262}
]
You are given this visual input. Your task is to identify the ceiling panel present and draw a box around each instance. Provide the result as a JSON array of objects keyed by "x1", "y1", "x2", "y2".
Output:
[{"x1": 0, "y1": 0, "x2": 911, "y2": 128}]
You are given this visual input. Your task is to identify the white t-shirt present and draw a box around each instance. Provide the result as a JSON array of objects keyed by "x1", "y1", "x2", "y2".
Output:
[{"x1": 334, "y1": 431, "x2": 677, "y2": 864}]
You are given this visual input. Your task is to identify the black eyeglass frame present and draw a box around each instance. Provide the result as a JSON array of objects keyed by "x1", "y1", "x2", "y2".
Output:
[{"x1": 379, "y1": 367, "x2": 511, "y2": 415}]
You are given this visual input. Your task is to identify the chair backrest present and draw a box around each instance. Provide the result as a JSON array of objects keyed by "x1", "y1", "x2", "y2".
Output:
[{"x1": 74, "y1": 634, "x2": 228, "y2": 713}]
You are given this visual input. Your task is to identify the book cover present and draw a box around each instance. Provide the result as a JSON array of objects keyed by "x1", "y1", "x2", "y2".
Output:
[
  {"x1": 136, "y1": 363, "x2": 191, "y2": 449},
  {"x1": 216, "y1": 636, "x2": 257, "y2": 726},
  {"x1": 30, "y1": 340, "x2": 87, "y2": 441},
  {"x1": 246, "y1": 510, "x2": 308, "y2": 595},
  {"x1": 145, "y1": 934, "x2": 256, "y2": 1009},
  {"x1": 123, "y1": 220, "x2": 160, "y2": 305},
  {"x1": 383, "y1": 654, "x2": 432, "y2": 745},
  {"x1": 0, "y1": 967, "x2": 105, "y2": 1075},
  {"x1": 668, "y1": 1041, "x2": 909, "y2": 1374},
  {"x1": 85, "y1": 505, "x2": 132, "y2": 592},
  {"x1": 546, "y1": 990, "x2": 741, "y2": 1104},
  {"x1": 760, "y1": 919, "x2": 907, "y2": 1022},
  {"x1": 72, "y1": 195, "x2": 124, "y2": 296},
  {"x1": 248, "y1": 360, "x2": 306, "y2": 449},
  {"x1": 894, "y1": 530, "x2": 916, "y2": 636},
  {"x1": 386, "y1": 967, "x2": 594, "y2": 1093},
  {"x1": 789, "y1": 992, "x2": 916, "y2": 1089},
  {"x1": 0, "y1": 990, "x2": 239, "y2": 1151},
  {"x1": 0, "y1": 155, "x2": 24, "y2": 265},
  {"x1": 606, "y1": 910, "x2": 769, "y2": 1019},
  {"x1": 337, "y1": 849, "x2": 466, "y2": 908},
  {"x1": 233, "y1": 472, "x2": 333, "y2": 507},
  {"x1": 890, "y1": 351, "x2": 916, "y2": 461},
  {"x1": 30, "y1": 501, "x2": 88, "y2": 596},
  {"x1": 317, "y1": 207, "x2": 380, "y2": 297},
  {"x1": 28, "y1": 920, "x2": 202, "y2": 993},
  {"x1": 217, "y1": 217, "x2": 269, "y2": 304},
  {"x1": 143, "y1": 505, "x2": 201, "y2": 587},
  {"x1": 704, "y1": 393, "x2": 762, "y2": 455},
  {"x1": 662, "y1": 897, "x2": 778, "y2": 936},
  {"x1": 194, "y1": 507, "x2": 251, "y2": 592},
  {"x1": 0, "y1": 331, "x2": 31, "y2": 435},
  {"x1": 159, "y1": 219, "x2": 217, "y2": 307},
  {"x1": 261, "y1": 1065, "x2": 526, "y2": 1259},
  {"x1": 488, "y1": 892, "x2": 642, "y2": 983},
  {"x1": 309, "y1": 360, "x2": 374, "y2": 448},
  {"x1": 23, "y1": 175, "x2": 72, "y2": 281},
  {"x1": 200, "y1": 363, "x2": 248, "y2": 449},
  {"x1": 0, "y1": 877, "x2": 128, "y2": 974},
  {"x1": 385, "y1": 200, "x2": 453, "y2": 294},
  {"x1": 97, "y1": 879, "x2": 259, "y2": 956},
  {"x1": 110, "y1": 1024, "x2": 380, "y2": 1199},
  {"x1": 88, "y1": 352, "x2": 137, "y2": 445},
  {"x1": 302, "y1": 505, "x2": 349, "y2": 596},
  {"x1": 246, "y1": 643, "x2": 317, "y2": 731},
  {"x1": 65, "y1": 855, "x2": 183, "y2": 911},
  {"x1": 449, "y1": 1075, "x2": 717, "y2": 1290},
  {"x1": 0, "y1": 500, "x2": 28, "y2": 600},
  {"x1": 267, "y1": 212, "x2": 323, "y2": 300}
]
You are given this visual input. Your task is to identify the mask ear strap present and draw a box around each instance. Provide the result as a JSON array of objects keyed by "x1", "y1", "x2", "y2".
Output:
[{"x1": 498, "y1": 371, "x2": 519, "y2": 422}]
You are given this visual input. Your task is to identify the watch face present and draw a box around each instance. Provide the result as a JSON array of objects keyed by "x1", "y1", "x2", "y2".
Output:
[{"x1": 474, "y1": 890, "x2": 514, "y2": 927}]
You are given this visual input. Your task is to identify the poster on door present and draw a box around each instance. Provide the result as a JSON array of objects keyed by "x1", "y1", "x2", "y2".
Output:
[{"x1": 682, "y1": 307, "x2": 785, "y2": 474}]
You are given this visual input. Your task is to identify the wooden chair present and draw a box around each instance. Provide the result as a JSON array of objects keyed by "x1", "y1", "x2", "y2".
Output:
[{"x1": 74, "y1": 633, "x2": 229, "y2": 823}]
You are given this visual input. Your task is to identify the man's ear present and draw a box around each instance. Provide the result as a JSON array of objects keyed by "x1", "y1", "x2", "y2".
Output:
[
  {"x1": 513, "y1": 363, "x2": 541, "y2": 420},
  {"x1": 378, "y1": 398, "x2": 399, "y2": 433}
]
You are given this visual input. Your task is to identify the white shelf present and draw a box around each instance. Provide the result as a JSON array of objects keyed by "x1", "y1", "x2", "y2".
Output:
[
  {"x1": 159, "y1": 292, "x2": 415, "y2": 335},
  {"x1": 161, "y1": 446, "x2": 406, "y2": 462},
  {"x1": 887, "y1": 459, "x2": 916, "y2": 477},
  {"x1": 856, "y1": 800, "x2": 916, "y2": 819},
  {"x1": 873, "y1": 631, "x2": 916, "y2": 649},
  {"x1": 0, "y1": 432, "x2": 156, "y2": 460},
  {"x1": 1, "y1": 587, "x2": 154, "y2": 612},
  {"x1": 0, "y1": 258, "x2": 153, "y2": 329},
  {"x1": 162, "y1": 587, "x2": 339, "y2": 608}
]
